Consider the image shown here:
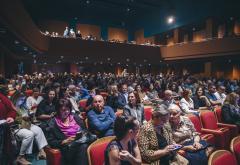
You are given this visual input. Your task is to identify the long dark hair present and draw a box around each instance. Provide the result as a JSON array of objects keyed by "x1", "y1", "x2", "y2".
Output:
[{"x1": 114, "y1": 116, "x2": 137, "y2": 140}]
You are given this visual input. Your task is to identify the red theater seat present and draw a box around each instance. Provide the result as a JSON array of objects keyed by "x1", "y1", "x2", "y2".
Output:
[
  {"x1": 200, "y1": 111, "x2": 230, "y2": 149},
  {"x1": 79, "y1": 99, "x2": 88, "y2": 110},
  {"x1": 144, "y1": 106, "x2": 153, "y2": 121},
  {"x1": 230, "y1": 136, "x2": 240, "y2": 164},
  {"x1": 44, "y1": 146, "x2": 62, "y2": 165},
  {"x1": 87, "y1": 136, "x2": 115, "y2": 165},
  {"x1": 187, "y1": 114, "x2": 215, "y2": 145},
  {"x1": 214, "y1": 107, "x2": 239, "y2": 136},
  {"x1": 208, "y1": 150, "x2": 237, "y2": 165}
]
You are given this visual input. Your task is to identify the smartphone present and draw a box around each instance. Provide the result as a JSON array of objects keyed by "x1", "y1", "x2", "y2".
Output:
[{"x1": 171, "y1": 145, "x2": 183, "y2": 151}]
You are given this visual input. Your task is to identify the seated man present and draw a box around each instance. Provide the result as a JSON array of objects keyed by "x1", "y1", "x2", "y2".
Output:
[
  {"x1": 206, "y1": 84, "x2": 222, "y2": 106},
  {"x1": 87, "y1": 95, "x2": 116, "y2": 137}
]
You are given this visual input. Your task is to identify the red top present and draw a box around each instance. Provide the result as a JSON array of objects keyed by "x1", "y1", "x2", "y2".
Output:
[{"x1": 0, "y1": 93, "x2": 16, "y2": 119}]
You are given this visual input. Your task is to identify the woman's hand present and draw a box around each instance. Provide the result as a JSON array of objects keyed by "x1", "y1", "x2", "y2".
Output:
[
  {"x1": 61, "y1": 136, "x2": 75, "y2": 145},
  {"x1": 162, "y1": 145, "x2": 175, "y2": 155},
  {"x1": 193, "y1": 142, "x2": 203, "y2": 150},
  {"x1": 183, "y1": 145, "x2": 197, "y2": 151},
  {"x1": 119, "y1": 150, "x2": 132, "y2": 161}
]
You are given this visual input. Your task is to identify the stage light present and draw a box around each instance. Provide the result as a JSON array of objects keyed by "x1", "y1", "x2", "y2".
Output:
[{"x1": 167, "y1": 16, "x2": 175, "y2": 24}]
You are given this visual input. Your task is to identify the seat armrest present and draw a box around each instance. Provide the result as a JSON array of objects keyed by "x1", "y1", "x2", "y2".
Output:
[
  {"x1": 217, "y1": 123, "x2": 237, "y2": 128},
  {"x1": 201, "y1": 128, "x2": 224, "y2": 135}
]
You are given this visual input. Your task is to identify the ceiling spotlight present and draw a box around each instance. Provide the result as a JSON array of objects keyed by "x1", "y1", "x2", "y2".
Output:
[
  {"x1": 144, "y1": 59, "x2": 147, "y2": 63},
  {"x1": 230, "y1": 17, "x2": 234, "y2": 21},
  {"x1": 126, "y1": 8, "x2": 130, "y2": 12},
  {"x1": 107, "y1": 58, "x2": 111, "y2": 61},
  {"x1": 33, "y1": 60, "x2": 37, "y2": 64},
  {"x1": 167, "y1": 16, "x2": 175, "y2": 24},
  {"x1": 148, "y1": 64, "x2": 151, "y2": 66},
  {"x1": 60, "y1": 56, "x2": 64, "y2": 59},
  {"x1": 118, "y1": 62, "x2": 121, "y2": 65},
  {"x1": 80, "y1": 61, "x2": 83, "y2": 64},
  {"x1": 100, "y1": 61, "x2": 103, "y2": 64},
  {"x1": 86, "y1": 0, "x2": 90, "y2": 4},
  {"x1": 126, "y1": 58, "x2": 130, "y2": 62},
  {"x1": 33, "y1": 54, "x2": 36, "y2": 58},
  {"x1": 192, "y1": 27, "x2": 196, "y2": 31},
  {"x1": 44, "y1": 62, "x2": 47, "y2": 65},
  {"x1": 74, "y1": 17, "x2": 78, "y2": 20},
  {"x1": 85, "y1": 56, "x2": 89, "y2": 60}
]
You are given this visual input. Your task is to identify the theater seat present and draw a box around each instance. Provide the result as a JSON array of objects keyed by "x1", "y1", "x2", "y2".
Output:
[
  {"x1": 208, "y1": 150, "x2": 237, "y2": 165},
  {"x1": 79, "y1": 99, "x2": 88, "y2": 110},
  {"x1": 230, "y1": 136, "x2": 240, "y2": 164},
  {"x1": 187, "y1": 114, "x2": 215, "y2": 145},
  {"x1": 87, "y1": 136, "x2": 115, "y2": 165},
  {"x1": 44, "y1": 146, "x2": 61, "y2": 165},
  {"x1": 214, "y1": 107, "x2": 239, "y2": 136},
  {"x1": 200, "y1": 111, "x2": 230, "y2": 149},
  {"x1": 144, "y1": 106, "x2": 153, "y2": 121}
]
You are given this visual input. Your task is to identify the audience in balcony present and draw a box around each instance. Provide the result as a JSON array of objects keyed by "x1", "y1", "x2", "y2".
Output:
[
  {"x1": 222, "y1": 92, "x2": 240, "y2": 126},
  {"x1": 169, "y1": 106, "x2": 214, "y2": 165},
  {"x1": 47, "y1": 99, "x2": 89, "y2": 165},
  {"x1": 192, "y1": 86, "x2": 211, "y2": 110},
  {"x1": 104, "y1": 116, "x2": 142, "y2": 165},
  {"x1": 123, "y1": 91, "x2": 145, "y2": 125},
  {"x1": 63, "y1": 26, "x2": 69, "y2": 37},
  {"x1": 76, "y1": 30, "x2": 82, "y2": 38},
  {"x1": 69, "y1": 29, "x2": 76, "y2": 38},
  {"x1": 87, "y1": 95, "x2": 116, "y2": 137}
]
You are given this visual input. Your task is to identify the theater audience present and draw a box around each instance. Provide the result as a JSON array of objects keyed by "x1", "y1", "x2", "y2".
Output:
[
  {"x1": 215, "y1": 85, "x2": 227, "y2": 105},
  {"x1": 192, "y1": 87, "x2": 211, "y2": 110},
  {"x1": 76, "y1": 30, "x2": 82, "y2": 38},
  {"x1": 106, "y1": 85, "x2": 121, "y2": 112},
  {"x1": 36, "y1": 89, "x2": 57, "y2": 131},
  {"x1": 104, "y1": 116, "x2": 142, "y2": 165},
  {"x1": 222, "y1": 92, "x2": 240, "y2": 126},
  {"x1": 123, "y1": 91, "x2": 145, "y2": 124},
  {"x1": 118, "y1": 84, "x2": 128, "y2": 108},
  {"x1": 135, "y1": 84, "x2": 151, "y2": 104},
  {"x1": 69, "y1": 28, "x2": 76, "y2": 38},
  {"x1": 138, "y1": 105, "x2": 188, "y2": 164},
  {"x1": 47, "y1": 99, "x2": 88, "y2": 165},
  {"x1": 169, "y1": 106, "x2": 214, "y2": 165},
  {"x1": 179, "y1": 89, "x2": 197, "y2": 115},
  {"x1": 146, "y1": 83, "x2": 160, "y2": 101},
  {"x1": 0, "y1": 91, "x2": 16, "y2": 164},
  {"x1": 206, "y1": 84, "x2": 222, "y2": 106},
  {"x1": 87, "y1": 95, "x2": 116, "y2": 137},
  {"x1": 63, "y1": 27, "x2": 69, "y2": 37},
  {"x1": 160, "y1": 90, "x2": 177, "y2": 108}
]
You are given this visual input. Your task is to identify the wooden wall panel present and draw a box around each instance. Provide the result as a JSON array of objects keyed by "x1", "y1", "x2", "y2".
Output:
[
  {"x1": 76, "y1": 24, "x2": 101, "y2": 40},
  {"x1": 134, "y1": 29, "x2": 155, "y2": 44},
  {"x1": 193, "y1": 30, "x2": 206, "y2": 42},
  {"x1": 234, "y1": 21, "x2": 240, "y2": 36},
  {"x1": 108, "y1": 27, "x2": 128, "y2": 42}
]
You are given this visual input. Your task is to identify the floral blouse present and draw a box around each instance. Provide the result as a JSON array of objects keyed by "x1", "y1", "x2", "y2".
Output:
[{"x1": 171, "y1": 116, "x2": 200, "y2": 145}]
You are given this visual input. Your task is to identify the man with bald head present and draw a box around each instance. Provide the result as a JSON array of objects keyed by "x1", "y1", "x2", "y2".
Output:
[{"x1": 87, "y1": 95, "x2": 116, "y2": 137}]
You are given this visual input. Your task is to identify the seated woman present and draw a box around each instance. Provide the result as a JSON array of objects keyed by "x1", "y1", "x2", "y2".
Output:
[
  {"x1": 123, "y1": 91, "x2": 145, "y2": 125},
  {"x1": 192, "y1": 87, "x2": 211, "y2": 110},
  {"x1": 222, "y1": 92, "x2": 240, "y2": 126},
  {"x1": 146, "y1": 83, "x2": 160, "y2": 101},
  {"x1": 104, "y1": 115, "x2": 142, "y2": 165},
  {"x1": 36, "y1": 88, "x2": 57, "y2": 131},
  {"x1": 169, "y1": 106, "x2": 214, "y2": 165},
  {"x1": 135, "y1": 84, "x2": 151, "y2": 105},
  {"x1": 138, "y1": 105, "x2": 188, "y2": 165},
  {"x1": 179, "y1": 89, "x2": 198, "y2": 115},
  {"x1": 47, "y1": 99, "x2": 89, "y2": 165}
]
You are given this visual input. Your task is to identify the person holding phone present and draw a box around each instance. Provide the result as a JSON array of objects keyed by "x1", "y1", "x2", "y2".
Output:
[
  {"x1": 169, "y1": 105, "x2": 214, "y2": 165},
  {"x1": 138, "y1": 105, "x2": 188, "y2": 165},
  {"x1": 104, "y1": 115, "x2": 142, "y2": 165},
  {"x1": 47, "y1": 99, "x2": 89, "y2": 165}
]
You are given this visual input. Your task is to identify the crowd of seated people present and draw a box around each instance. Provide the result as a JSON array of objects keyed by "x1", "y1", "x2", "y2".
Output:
[{"x1": 0, "y1": 71, "x2": 240, "y2": 164}]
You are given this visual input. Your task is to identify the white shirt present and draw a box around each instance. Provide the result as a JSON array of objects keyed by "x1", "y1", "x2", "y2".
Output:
[
  {"x1": 179, "y1": 98, "x2": 196, "y2": 114},
  {"x1": 26, "y1": 96, "x2": 43, "y2": 112}
]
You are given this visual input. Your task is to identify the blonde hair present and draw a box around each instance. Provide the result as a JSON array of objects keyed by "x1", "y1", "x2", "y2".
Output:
[{"x1": 224, "y1": 92, "x2": 239, "y2": 105}]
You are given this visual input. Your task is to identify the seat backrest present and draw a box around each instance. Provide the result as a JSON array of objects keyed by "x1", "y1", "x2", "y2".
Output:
[
  {"x1": 87, "y1": 136, "x2": 115, "y2": 165},
  {"x1": 187, "y1": 114, "x2": 202, "y2": 133},
  {"x1": 214, "y1": 107, "x2": 222, "y2": 123},
  {"x1": 200, "y1": 111, "x2": 218, "y2": 129},
  {"x1": 79, "y1": 99, "x2": 88, "y2": 109},
  {"x1": 144, "y1": 106, "x2": 153, "y2": 121},
  {"x1": 208, "y1": 150, "x2": 237, "y2": 165},
  {"x1": 230, "y1": 136, "x2": 240, "y2": 163}
]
